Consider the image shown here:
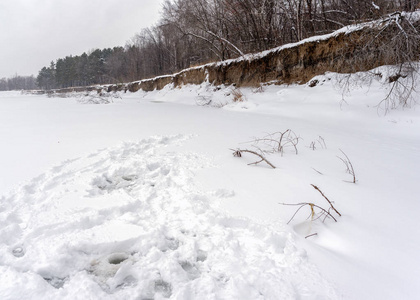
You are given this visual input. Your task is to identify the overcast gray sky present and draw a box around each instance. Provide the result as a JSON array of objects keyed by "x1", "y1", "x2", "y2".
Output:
[{"x1": 0, "y1": 0, "x2": 163, "y2": 78}]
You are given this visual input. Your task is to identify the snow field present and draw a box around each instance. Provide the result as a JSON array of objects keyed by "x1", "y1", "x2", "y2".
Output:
[
  {"x1": 1, "y1": 68, "x2": 420, "y2": 299},
  {"x1": 0, "y1": 135, "x2": 336, "y2": 299}
]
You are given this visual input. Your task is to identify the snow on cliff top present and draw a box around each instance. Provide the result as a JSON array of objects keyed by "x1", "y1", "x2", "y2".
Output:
[{"x1": 129, "y1": 10, "x2": 420, "y2": 85}]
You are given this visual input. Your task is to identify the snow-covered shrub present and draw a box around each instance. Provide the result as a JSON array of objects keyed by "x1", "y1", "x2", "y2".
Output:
[
  {"x1": 47, "y1": 91, "x2": 78, "y2": 98},
  {"x1": 340, "y1": 12, "x2": 420, "y2": 113},
  {"x1": 77, "y1": 92, "x2": 122, "y2": 104}
]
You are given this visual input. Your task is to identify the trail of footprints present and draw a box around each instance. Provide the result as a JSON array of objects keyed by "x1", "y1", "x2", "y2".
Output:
[{"x1": 1, "y1": 135, "x2": 336, "y2": 299}]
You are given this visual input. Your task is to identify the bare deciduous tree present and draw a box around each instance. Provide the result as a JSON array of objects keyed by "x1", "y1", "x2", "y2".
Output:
[{"x1": 36, "y1": 0, "x2": 420, "y2": 89}]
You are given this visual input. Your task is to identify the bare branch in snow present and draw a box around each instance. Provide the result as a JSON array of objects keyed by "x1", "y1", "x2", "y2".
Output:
[{"x1": 231, "y1": 148, "x2": 276, "y2": 169}]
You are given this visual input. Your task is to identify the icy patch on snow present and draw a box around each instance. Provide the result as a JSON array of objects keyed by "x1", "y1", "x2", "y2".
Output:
[{"x1": 0, "y1": 135, "x2": 336, "y2": 299}]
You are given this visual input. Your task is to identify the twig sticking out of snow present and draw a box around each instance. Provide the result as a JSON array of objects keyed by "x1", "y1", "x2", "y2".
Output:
[
  {"x1": 231, "y1": 148, "x2": 276, "y2": 169},
  {"x1": 305, "y1": 233, "x2": 318, "y2": 239},
  {"x1": 311, "y1": 184, "x2": 342, "y2": 217},
  {"x1": 281, "y1": 202, "x2": 337, "y2": 224},
  {"x1": 337, "y1": 149, "x2": 357, "y2": 183},
  {"x1": 251, "y1": 129, "x2": 301, "y2": 156},
  {"x1": 281, "y1": 185, "x2": 341, "y2": 226}
]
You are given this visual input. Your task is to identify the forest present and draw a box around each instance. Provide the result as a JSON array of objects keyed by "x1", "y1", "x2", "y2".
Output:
[
  {"x1": 2, "y1": 0, "x2": 419, "y2": 91},
  {"x1": 0, "y1": 75, "x2": 37, "y2": 91}
]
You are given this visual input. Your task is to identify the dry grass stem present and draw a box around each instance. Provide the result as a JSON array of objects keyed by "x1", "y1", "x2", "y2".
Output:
[
  {"x1": 231, "y1": 88, "x2": 245, "y2": 102},
  {"x1": 337, "y1": 149, "x2": 357, "y2": 183}
]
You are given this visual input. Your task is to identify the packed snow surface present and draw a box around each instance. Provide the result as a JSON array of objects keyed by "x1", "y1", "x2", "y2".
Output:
[{"x1": 1, "y1": 70, "x2": 420, "y2": 299}]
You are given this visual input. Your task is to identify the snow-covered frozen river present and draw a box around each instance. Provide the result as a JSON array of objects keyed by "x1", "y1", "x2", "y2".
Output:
[{"x1": 1, "y1": 75, "x2": 420, "y2": 299}]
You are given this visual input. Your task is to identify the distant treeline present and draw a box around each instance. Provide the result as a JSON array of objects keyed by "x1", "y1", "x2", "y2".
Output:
[
  {"x1": 0, "y1": 75, "x2": 37, "y2": 91},
  {"x1": 36, "y1": 0, "x2": 419, "y2": 90},
  {"x1": 36, "y1": 48, "x2": 125, "y2": 90}
]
